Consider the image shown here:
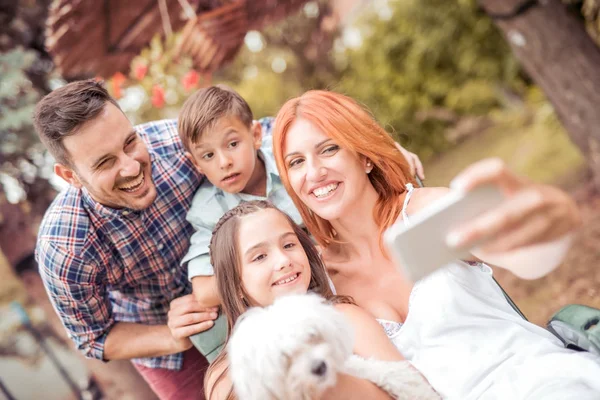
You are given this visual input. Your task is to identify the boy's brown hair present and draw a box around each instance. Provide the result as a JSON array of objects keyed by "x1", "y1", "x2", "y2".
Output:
[{"x1": 178, "y1": 85, "x2": 253, "y2": 152}]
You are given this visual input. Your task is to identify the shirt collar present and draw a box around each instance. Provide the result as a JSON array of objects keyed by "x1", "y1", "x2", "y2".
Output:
[
  {"x1": 259, "y1": 148, "x2": 280, "y2": 196},
  {"x1": 81, "y1": 187, "x2": 143, "y2": 220}
]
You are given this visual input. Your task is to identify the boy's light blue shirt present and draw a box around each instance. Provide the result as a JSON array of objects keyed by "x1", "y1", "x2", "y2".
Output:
[{"x1": 181, "y1": 118, "x2": 303, "y2": 279}]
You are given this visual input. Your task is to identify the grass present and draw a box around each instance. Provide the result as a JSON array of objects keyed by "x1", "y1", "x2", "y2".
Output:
[{"x1": 423, "y1": 105, "x2": 585, "y2": 187}]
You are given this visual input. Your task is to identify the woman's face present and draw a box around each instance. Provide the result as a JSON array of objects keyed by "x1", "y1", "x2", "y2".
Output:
[
  {"x1": 282, "y1": 118, "x2": 372, "y2": 221},
  {"x1": 237, "y1": 208, "x2": 312, "y2": 306}
]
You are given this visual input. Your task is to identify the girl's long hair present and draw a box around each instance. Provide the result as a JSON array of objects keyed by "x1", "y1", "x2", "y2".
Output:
[
  {"x1": 205, "y1": 200, "x2": 350, "y2": 399},
  {"x1": 272, "y1": 90, "x2": 416, "y2": 251}
]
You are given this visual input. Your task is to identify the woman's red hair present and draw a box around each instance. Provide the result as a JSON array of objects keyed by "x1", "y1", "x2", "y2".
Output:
[{"x1": 273, "y1": 90, "x2": 416, "y2": 250}]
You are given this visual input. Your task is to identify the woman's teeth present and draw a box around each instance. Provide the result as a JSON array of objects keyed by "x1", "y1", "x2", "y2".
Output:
[
  {"x1": 313, "y1": 183, "x2": 339, "y2": 198},
  {"x1": 119, "y1": 172, "x2": 144, "y2": 192},
  {"x1": 274, "y1": 273, "x2": 299, "y2": 286}
]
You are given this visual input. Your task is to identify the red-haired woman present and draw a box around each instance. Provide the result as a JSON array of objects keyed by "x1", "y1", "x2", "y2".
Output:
[{"x1": 273, "y1": 90, "x2": 600, "y2": 399}]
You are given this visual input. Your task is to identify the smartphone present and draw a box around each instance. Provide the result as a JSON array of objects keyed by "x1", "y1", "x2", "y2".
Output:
[{"x1": 383, "y1": 184, "x2": 505, "y2": 282}]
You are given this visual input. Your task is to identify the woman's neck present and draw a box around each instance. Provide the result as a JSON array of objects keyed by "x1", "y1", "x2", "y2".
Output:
[{"x1": 330, "y1": 185, "x2": 381, "y2": 258}]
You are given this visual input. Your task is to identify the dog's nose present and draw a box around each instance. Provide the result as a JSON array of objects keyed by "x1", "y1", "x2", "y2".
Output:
[{"x1": 311, "y1": 360, "x2": 328, "y2": 377}]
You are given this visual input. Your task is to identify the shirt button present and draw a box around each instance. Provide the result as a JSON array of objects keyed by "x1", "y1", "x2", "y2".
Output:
[
  {"x1": 170, "y1": 267, "x2": 177, "y2": 274},
  {"x1": 157, "y1": 243, "x2": 164, "y2": 251},
  {"x1": 122, "y1": 210, "x2": 130, "y2": 216}
]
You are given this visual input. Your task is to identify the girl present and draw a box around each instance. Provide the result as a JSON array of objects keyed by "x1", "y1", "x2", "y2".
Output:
[{"x1": 203, "y1": 200, "x2": 436, "y2": 399}]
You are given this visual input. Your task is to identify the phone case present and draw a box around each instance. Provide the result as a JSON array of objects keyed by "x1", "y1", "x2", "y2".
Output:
[{"x1": 384, "y1": 184, "x2": 505, "y2": 282}]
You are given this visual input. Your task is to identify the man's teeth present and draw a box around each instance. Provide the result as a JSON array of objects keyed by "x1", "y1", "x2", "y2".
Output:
[
  {"x1": 274, "y1": 273, "x2": 299, "y2": 286},
  {"x1": 119, "y1": 172, "x2": 144, "y2": 191},
  {"x1": 313, "y1": 183, "x2": 339, "y2": 198}
]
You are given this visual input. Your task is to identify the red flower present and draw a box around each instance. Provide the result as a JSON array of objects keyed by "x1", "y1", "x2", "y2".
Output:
[
  {"x1": 134, "y1": 64, "x2": 148, "y2": 81},
  {"x1": 111, "y1": 72, "x2": 127, "y2": 99},
  {"x1": 151, "y1": 85, "x2": 165, "y2": 108},
  {"x1": 182, "y1": 70, "x2": 200, "y2": 91}
]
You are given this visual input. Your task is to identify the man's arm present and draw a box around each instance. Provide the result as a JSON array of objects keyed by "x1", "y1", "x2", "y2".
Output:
[
  {"x1": 38, "y1": 240, "x2": 217, "y2": 361},
  {"x1": 104, "y1": 295, "x2": 218, "y2": 360}
]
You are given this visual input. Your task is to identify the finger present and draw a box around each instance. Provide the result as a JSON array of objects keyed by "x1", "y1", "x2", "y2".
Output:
[
  {"x1": 407, "y1": 154, "x2": 416, "y2": 176},
  {"x1": 413, "y1": 155, "x2": 425, "y2": 180},
  {"x1": 169, "y1": 311, "x2": 219, "y2": 329},
  {"x1": 447, "y1": 190, "x2": 544, "y2": 249},
  {"x1": 450, "y1": 158, "x2": 526, "y2": 195},
  {"x1": 171, "y1": 320, "x2": 215, "y2": 339},
  {"x1": 169, "y1": 296, "x2": 218, "y2": 316},
  {"x1": 478, "y1": 212, "x2": 555, "y2": 253},
  {"x1": 394, "y1": 142, "x2": 415, "y2": 175}
]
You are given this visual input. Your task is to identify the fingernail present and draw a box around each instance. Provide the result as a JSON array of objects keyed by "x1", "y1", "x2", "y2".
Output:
[
  {"x1": 446, "y1": 232, "x2": 463, "y2": 248},
  {"x1": 208, "y1": 320, "x2": 214, "y2": 326},
  {"x1": 211, "y1": 312, "x2": 218, "y2": 319}
]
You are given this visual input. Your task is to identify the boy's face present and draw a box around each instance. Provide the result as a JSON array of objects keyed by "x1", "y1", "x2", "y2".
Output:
[{"x1": 187, "y1": 115, "x2": 262, "y2": 194}]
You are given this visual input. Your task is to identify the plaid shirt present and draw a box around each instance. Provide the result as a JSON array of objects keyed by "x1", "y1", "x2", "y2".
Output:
[{"x1": 36, "y1": 119, "x2": 202, "y2": 370}]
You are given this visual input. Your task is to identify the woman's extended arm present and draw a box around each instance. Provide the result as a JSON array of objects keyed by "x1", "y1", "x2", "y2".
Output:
[{"x1": 410, "y1": 158, "x2": 581, "y2": 279}]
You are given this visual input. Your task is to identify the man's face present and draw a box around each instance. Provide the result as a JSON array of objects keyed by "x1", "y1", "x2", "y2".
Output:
[{"x1": 56, "y1": 103, "x2": 157, "y2": 210}]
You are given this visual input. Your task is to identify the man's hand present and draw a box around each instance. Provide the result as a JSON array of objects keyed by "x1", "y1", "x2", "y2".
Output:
[
  {"x1": 167, "y1": 294, "x2": 219, "y2": 352},
  {"x1": 394, "y1": 142, "x2": 425, "y2": 180}
]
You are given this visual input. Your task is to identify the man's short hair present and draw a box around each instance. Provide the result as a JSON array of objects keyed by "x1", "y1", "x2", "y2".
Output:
[
  {"x1": 33, "y1": 79, "x2": 122, "y2": 166},
  {"x1": 177, "y1": 85, "x2": 253, "y2": 152}
]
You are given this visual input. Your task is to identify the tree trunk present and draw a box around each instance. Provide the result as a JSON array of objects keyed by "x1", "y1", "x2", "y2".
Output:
[{"x1": 480, "y1": 0, "x2": 600, "y2": 188}]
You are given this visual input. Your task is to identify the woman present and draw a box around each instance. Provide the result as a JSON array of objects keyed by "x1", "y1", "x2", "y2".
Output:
[
  {"x1": 203, "y1": 200, "x2": 437, "y2": 399},
  {"x1": 272, "y1": 90, "x2": 600, "y2": 399}
]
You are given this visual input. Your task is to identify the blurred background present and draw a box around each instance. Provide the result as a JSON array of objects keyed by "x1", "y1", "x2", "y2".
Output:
[{"x1": 1, "y1": 0, "x2": 600, "y2": 398}]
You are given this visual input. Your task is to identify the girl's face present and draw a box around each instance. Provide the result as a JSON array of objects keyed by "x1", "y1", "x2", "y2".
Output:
[
  {"x1": 237, "y1": 208, "x2": 312, "y2": 306},
  {"x1": 282, "y1": 118, "x2": 372, "y2": 221}
]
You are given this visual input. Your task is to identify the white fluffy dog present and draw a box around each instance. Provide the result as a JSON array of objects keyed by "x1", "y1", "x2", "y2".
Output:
[{"x1": 228, "y1": 294, "x2": 439, "y2": 399}]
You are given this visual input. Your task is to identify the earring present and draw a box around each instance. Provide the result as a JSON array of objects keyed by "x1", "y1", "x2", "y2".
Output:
[{"x1": 366, "y1": 161, "x2": 373, "y2": 174}]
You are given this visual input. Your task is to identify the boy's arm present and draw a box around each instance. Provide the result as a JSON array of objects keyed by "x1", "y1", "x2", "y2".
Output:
[{"x1": 184, "y1": 222, "x2": 221, "y2": 307}]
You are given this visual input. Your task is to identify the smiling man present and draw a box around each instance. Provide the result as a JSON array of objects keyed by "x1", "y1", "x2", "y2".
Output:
[{"x1": 33, "y1": 80, "x2": 218, "y2": 400}]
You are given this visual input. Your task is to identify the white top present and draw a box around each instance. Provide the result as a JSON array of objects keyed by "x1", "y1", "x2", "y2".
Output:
[{"x1": 376, "y1": 184, "x2": 600, "y2": 399}]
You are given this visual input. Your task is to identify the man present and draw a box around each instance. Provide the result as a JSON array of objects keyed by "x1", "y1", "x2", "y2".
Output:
[{"x1": 34, "y1": 80, "x2": 217, "y2": 399}]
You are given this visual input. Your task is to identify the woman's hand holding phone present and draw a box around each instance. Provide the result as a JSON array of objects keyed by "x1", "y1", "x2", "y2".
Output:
[{"x1": 446, "y1": 158, "x2": 581, "y2": 254}]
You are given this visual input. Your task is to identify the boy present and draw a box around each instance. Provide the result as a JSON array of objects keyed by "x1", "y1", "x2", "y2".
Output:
[{"x1": 178, "y1": 85, "x2": 303, "y2": 311}]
